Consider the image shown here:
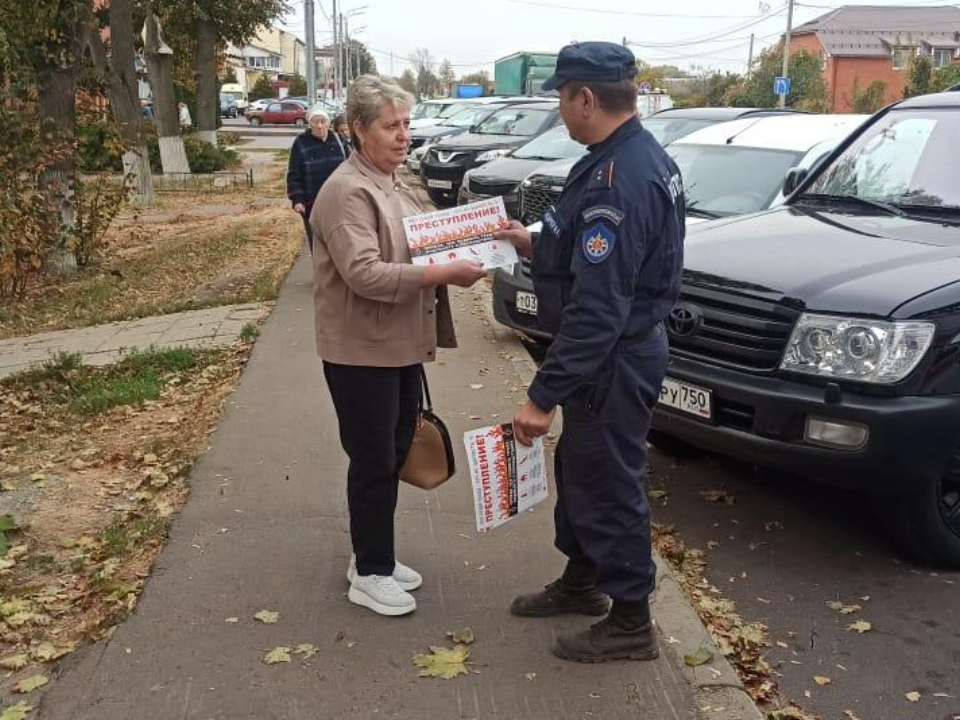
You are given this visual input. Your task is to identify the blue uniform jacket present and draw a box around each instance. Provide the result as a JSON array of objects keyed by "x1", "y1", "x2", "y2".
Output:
[{"x1": 528, "y1": 116, "x2": 686, "y2": 413}]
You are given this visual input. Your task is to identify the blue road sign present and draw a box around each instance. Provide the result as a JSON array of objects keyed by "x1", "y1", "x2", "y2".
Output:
[{"x1": 774, "y1": 76, "x2": 792, "y2": 96}]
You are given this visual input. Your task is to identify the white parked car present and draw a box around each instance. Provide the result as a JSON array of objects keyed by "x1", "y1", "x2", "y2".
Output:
[{"x1": 668, "y1": 113, "x2": 869, "y2": 223}]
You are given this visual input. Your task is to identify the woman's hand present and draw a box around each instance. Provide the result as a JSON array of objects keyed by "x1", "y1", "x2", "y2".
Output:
[
  {"x1": 493, "y1": 220, "x2": 533, "y2": 258},
  {"x1": 423, "y1": 261, "x2": 487, "y2": 288},
  {"x1": 293, "y1": 203, "x2": 307, "y2": 216}
]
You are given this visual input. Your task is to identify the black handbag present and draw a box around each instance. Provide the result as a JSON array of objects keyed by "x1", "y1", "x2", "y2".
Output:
[{"x1": 400, "y1": 368, "x2": 456, "y2": 490}]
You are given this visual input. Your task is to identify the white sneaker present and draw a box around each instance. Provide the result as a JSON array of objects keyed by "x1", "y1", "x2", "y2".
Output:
[
  {"x1": 348, "y1": 574, "x2": 417, "y2": 616},
  {"x1": 347, "y1": 555, "x2": 423, "y2": 591}
]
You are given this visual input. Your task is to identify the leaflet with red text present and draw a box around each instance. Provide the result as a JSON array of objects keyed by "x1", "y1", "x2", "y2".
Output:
[
  {"x1": 464, "y1": 423, "x2": 548, "y2": 532},
  {"x1": 403, "y1": 197, "x2": 517, "y2": 270}
]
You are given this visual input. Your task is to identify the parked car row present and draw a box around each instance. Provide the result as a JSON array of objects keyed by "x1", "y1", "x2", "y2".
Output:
[
  {"x1": 244, "y1": 97, "x2": 344, "y2": 126},
  {"x1": 472, "y1": 89, "x2": 960, "y2": 567}
]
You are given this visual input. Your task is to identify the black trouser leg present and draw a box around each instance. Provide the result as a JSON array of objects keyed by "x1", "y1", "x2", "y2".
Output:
[
  {"x1": 301, "y1": 213, "x2": 314, "y2": 254},
  {"x1": 323, "y1": 362, "x2": 422, "y2": 577}
]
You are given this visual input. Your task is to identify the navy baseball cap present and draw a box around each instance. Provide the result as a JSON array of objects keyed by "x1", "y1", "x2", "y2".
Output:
[{"x1": 542, "y1": 42, "x2": 637, "y2": 92}]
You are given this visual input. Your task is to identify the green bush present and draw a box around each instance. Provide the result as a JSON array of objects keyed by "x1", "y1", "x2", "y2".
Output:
[
  {"x1": 77, "y1": 119, "x2": 125, "y2": 172},
  {"x1": 182, "y1": 136, "x2": 240, "y2": 173}
]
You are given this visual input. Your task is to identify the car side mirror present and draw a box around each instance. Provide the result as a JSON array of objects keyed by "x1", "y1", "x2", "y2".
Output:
[{"x1": 783, "y1": 166, "x2": 809, "y2": 196}]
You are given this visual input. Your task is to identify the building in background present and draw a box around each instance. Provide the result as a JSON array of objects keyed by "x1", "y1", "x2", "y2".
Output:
[{"x1": 790, "y1": 5, "x2": 960, "y2": 111}]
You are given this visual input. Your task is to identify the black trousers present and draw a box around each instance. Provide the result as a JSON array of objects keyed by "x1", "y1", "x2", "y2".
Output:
[
  {"x1": 301, "y1": 208, "x2": 314, "y2": 254},
  {"x1": 323, "y1": 362, "x2": 422, "y2": 576}
]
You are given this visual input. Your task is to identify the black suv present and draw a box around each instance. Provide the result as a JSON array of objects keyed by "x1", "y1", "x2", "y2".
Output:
[
  {"x1": 420, "y1": 100, "x2": 561, "y2": 206},
  {"x1": 653, "y1": 91, "x2": 960, "y2": 566}
]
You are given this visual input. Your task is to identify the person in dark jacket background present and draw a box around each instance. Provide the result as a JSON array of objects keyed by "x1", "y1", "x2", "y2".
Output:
[
  {"x1": 333, "y1": 113, "x2": 353, "y2": 152},
  {"x1": 287, "y1": 109, "x2": 349, "y2": 252}
]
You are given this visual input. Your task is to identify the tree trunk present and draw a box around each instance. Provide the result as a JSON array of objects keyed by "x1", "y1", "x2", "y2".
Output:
[
  {"x1": 39, "y1": 63, "x2": 79, "y2": 275},
  {"x1": 106, "y1": 0, "x2": 155, "y2": 204},
  {"x1": 144, "y1": 12, "x2": 190, "y2": 174},
  {"x1": 195, "y1": 17, "x2": 219, "y2": 148}
]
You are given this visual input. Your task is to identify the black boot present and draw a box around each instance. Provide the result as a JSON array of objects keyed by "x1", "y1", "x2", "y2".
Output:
[
  {"x1": 551, "y1": 597, "x2": 659, "y2": 663},
  {"x1": 510, "y1": 560, "x2": 610, "y2": 618}
]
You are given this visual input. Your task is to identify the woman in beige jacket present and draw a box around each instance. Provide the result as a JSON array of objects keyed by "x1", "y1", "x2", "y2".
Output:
[{"x1": 311, "y1": 76, "x2": 486, "y2": 617}]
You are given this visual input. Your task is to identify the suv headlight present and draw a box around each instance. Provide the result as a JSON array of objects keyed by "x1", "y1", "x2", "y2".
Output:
[
  {"x1": 476, "y1": 148, "x2": 511, "y2": 163},
  {"x1": 781, "y1": 314, "x2": 935, "y2": 384}
]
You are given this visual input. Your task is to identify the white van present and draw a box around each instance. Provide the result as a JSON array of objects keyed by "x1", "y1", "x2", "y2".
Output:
[{"x1": 220, "y1": 83, "x2": 249, "y2": 114}]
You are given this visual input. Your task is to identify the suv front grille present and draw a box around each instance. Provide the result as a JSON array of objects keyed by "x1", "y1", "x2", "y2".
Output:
[
  {"x1": 469, "y1": 178, "x2": 516, "y2": 196},
  {"x1": 519, "y1": 178, "x2": 563, "y2": 225},
  {"x1": 668, "y1": 286, "x2": 799, "y2": 372}
]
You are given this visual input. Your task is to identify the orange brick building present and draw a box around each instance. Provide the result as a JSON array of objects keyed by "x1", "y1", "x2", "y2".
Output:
[{"x1": 788, "y1": 5, "x2": 960, "y2": 112}]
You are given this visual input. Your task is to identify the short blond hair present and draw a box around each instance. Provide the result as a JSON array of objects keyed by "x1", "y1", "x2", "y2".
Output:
[{"x1": 347, "y1": 75, "x2": 415, "y2": 151}]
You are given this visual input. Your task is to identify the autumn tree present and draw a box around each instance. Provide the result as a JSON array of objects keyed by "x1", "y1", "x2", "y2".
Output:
[
  {"x1": 161, "y1": 0, "x2": 288, "y2": 146},
  {"x1": 438, "y1": 59, "x2": 455, "y2": 96},
  {"x1": 725, "y1": 47, "x2": 828, "y2": 111}
]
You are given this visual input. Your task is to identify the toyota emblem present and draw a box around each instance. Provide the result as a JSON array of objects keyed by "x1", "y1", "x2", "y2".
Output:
[{"x1": 666, "y1": 303, "x2": 703, "y2": 338}]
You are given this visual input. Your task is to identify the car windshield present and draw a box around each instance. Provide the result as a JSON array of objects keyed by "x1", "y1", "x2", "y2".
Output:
[
  {"x1": 668, "y1": 144, "x2": 803, "y2": 216},
  {"x1": 437, "y1": 102, "x2": 471, "y2": 119},
  {"x1": 512, "y1": 127, "x2": 585, "y2": 160},
  {"x1": 475, "y1": 107, "x2": 552, "y2": 136},
  {"x1": 643, "y1": 117, "x2": 717, "y2": 146},
  {"x1": 440, "y1": 106, "x2": 501, "y2": 129},
  {"x1": 413, "y1": 103, "x2": 444, "y2": 120},
  {"x1": 805, "y1": 108, "x2": 960, "y2": 210}
]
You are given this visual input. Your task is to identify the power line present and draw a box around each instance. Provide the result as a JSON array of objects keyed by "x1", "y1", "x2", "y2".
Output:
[{"x1": 507, "y1": 0, "x2": 776, "y2": 20}]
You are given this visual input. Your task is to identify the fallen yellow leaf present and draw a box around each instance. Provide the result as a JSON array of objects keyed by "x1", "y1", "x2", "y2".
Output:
[
  {"x1": 905, "y1": 691, "x2": 921, "y2": 703},
  {"x1": 14, "y1": 674, "x2": 48, "y2": 694},
  {"x1": 412, "y1": 645, "x2": 470, "y2": 679},
  {"x1": 813, "y1": 675, "x2": 831, "y2": 686},
  {"x1": 0, "y1": 701, "x2": 33, "y2": 720},
  {"x1": 445, "y1": 627, "x2": 475, "y2": 645},
  {"x1": 254, "y1": 610, "x2": 279, "y2": 624},
  {"x1": 847, "y1": 620, "x2": 872, "y2": 634},
  {"x1": 0, "y1": 654, "x2": 29, "y2": 671},
  {"x1": 263, "y1": 647, "x2": 292, "y2": 665},
  {"x1": 294, "y1": 644, "x2": 317, "y2": 660},
  {"x1": 683, "y1": 647, "x2": 713, "y2": 667}
]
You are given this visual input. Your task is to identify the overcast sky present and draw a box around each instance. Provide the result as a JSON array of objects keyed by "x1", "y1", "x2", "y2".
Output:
[{"x1": 278, "y1": 0, "x2": 947, "y2": 77}]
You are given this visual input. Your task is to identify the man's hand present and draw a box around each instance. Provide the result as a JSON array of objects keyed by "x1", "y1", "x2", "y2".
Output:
[
  {"x1": 493, "y1": 220, "x2": 533, "y2": 258},
  {"x1": 293, "y1": 203, "x2": 307, "y2": 216},
  {"x1": 513, "y1": 400, "x2": 556, "y2": 446}
]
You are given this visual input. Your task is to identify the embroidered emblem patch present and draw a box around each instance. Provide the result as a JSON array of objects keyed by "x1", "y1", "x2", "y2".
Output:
[
  {"x1": 581, "y1": 223, "x2": 615, "y2": 264},
  {"x1": 582, "y1": 205, "x2": 625, "y2": 226}
]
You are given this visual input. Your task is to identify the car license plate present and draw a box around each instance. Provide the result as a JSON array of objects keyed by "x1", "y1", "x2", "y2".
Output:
[
  {"x1": 515, "y1": 291, "x2": 538, "y2": 315},
  {"x1": 658, "y1": 377, "x2": 712, "y2": 420},
  {"x1": 427, "y1": 179, "x2": 452, "y2": 189}
]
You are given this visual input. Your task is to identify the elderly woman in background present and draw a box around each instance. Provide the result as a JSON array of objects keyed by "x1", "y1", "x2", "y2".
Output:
[
  {"x1": 312, "y1": 75, "x2": 486, "y2": 617},
  {"x1": 287, "y1": 108, "x2": 349, "y2": 252}
]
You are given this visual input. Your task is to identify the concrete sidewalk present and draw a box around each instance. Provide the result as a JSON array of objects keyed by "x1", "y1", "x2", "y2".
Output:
[
  {"x1": 0, "y1": 303, "x2": 268, "y2": 380},
  {"x1": 37, "y1": 255, "x2": 756, "y2": 720}
]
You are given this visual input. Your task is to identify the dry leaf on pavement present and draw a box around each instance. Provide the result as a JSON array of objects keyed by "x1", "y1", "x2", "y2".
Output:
[
  {"x1": 263, "y1": 647, "x2": 292, "y2": 665},
  {"x1": 905, "y1": 691, "x2": 921, "y2": 702},
  {"x1": 847, "y1": 620, "x2": 872, "y2": 634},
  {"x1": 699, "y1": 489, "x2": 734, "y2": 504},
  {"x1": 14, "y1": 674, "x2": 48, "y2": 694},
  {"x1": 0, "y1": 654, "x2": 29, "y2": 671},
  {"x1": 683, "y1": 647, "x2": 713, "y2": 667},
  {"x1": 843, "y1": 711, "x2": 861, "y2": 720},
  {"x1": 412, "y1": 645, "x2": 470, "y2": 679},
  {"x1": 294, "y1": 644, "x2": 317, "y2": 660},
  {"x1": 254, "y1": 610, "x2": 279, "y2": 624},
  {"x1": 813, "y1": 675, "x2": 831, "y2": 686},
  {"x1": 446, "y1": 627, "x2": 475, "y2": 645},
  {"x1": 0, "y1": 702, "x2": 33, "y2": 720}
]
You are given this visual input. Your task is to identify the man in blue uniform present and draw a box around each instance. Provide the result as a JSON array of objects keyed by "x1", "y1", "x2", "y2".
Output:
[{"x1": 494, "y1": 41, "x2": 685, "y2": 662}]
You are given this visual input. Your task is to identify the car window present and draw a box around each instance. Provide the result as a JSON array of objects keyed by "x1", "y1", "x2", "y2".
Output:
[
  {"x1": 476, "y1": 108, "x2": 553, "y2": 136},
  {"x1": 808, "y1": 109, "x2": 959, "y2": 208},
  {"x1": 282, "y1": 103, "x2": 301, "y2": 112},
  {"x1": 438, "y1": 102, "x2": 471, "y2": 119},
  {"x1": 643, "y1": 118, "x2": 716, "y2": 146},
  {"x1": 512, "y1": 127, "x2": 585, "y2": 161},
  {"x1": 668, "y1": 144, "x2": 803, "y2": 216},
  {"x1": 417, "y1": 104, "x2": 444, "y2": 119},
  {"x1": 440, "y1": 106, "x2": 502, "y2": 128},
  {"x1": 267, "y1": 103, "x2": 282, "y2": 113}
]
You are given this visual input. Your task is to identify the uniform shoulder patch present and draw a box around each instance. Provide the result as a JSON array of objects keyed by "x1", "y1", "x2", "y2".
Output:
[
  {"x1": 581, "y1": 223, "x2": 616, "y2": 264},
  {"x1": 588, "y1": 161, "x2": 615, "y2": 190},
  {"x1": 582, "y1": 205, "x2": 625, "y2": 226}
]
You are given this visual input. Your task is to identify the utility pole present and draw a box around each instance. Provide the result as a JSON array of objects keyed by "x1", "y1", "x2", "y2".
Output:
[
  {"x1": 332, "y1": 0, "x2": 338, "y2": 100},
  {"x1": 779, "y1": 0, "x2": 795, "y2": 108},
  {"x1": 339, "y1": 14, "x2": 346, "y2": 91},
  {"x1": 344, "y1": 15, "x2": 350, "y2": 86},
  {"x1": 747, "y1": 33, "x2": 755, "y2": 75},
  {"x1": 305, "y1": 0, "x2": 317, "y2": 102}
]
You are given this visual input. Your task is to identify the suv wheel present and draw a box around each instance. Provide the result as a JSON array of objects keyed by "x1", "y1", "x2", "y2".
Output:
[
  {"x1": 872, "y1": 450, "x2": 960, "y2": 568},
  {"x1": 295, "y1": 118, "x2": 307, "y2": 127}
]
